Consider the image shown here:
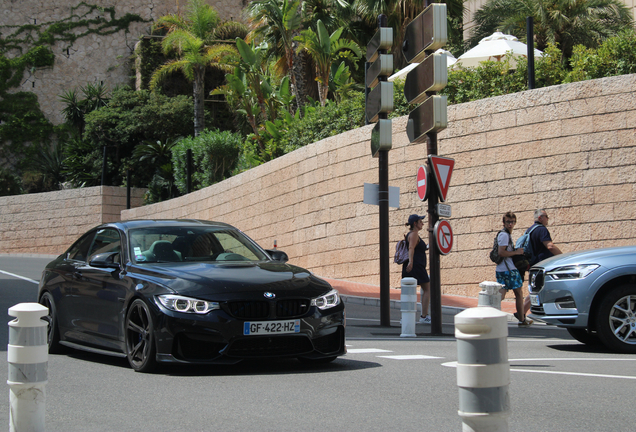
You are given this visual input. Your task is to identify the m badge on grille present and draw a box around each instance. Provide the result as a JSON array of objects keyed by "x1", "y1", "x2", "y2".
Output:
[{"x1": 264, "y1": 292, "x2": 275, "y2": 299}]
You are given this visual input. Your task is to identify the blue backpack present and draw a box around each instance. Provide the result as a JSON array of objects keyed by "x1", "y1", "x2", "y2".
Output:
[{"x1": 515, "y1": 224, "x2": 540, "y2": 263}]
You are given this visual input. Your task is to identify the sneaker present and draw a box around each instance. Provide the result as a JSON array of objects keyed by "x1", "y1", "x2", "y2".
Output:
[
  {"x1": 419, "y1": 315, "x2": 431, "y2": 324},
  {"x1": 518, "y1": 318, "x2": 534, "y2": 327},
  {"x1": 513, "y1": 312, "x2": 523, "y2": 322}
]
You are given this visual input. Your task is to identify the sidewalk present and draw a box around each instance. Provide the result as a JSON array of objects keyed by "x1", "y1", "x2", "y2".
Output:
[{"x1": 323, "y1": 277, "x2": 517, "y2": 314}]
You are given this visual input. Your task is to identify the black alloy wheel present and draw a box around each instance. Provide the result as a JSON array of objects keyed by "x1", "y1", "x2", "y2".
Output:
[
  {"x1": 566, "y1": 328, "x2": 602, "y2": 346},
  {"x1": 596, "y1": 285, "x2": 636, "y2": 354},
  {"x1": 125, "y1": 299, "x2": 157, "y2": 372},
  {"x1": 39, "y1": 292, "x2": 64, "y2": 354}
]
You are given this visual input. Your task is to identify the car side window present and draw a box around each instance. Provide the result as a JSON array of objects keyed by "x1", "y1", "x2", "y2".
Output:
[
  {"x1": 88, "y1": 228, "x2": 121, "y2": 261},
  {"x1": 66, "y1": 231, "x2": 96, "y2": 262}
]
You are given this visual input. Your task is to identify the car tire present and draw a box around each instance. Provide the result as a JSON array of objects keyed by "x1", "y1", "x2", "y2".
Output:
[
  {"x1": 596, "y1": 284, "x2": 636, "y2": 354},
  {"x1": 125, "y1": 299, "x2": 157, "y2": 373},
  {"x1": 39, "y1": 291, "x2": 65, "y2": 354},
  {"x1": 566, "y1": 328, "x2": 602, "y2": 346}
]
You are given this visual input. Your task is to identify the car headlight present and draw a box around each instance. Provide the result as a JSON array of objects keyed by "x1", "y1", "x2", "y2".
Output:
[
  {"x1": 155, "y1": 295, "x2": 220, "y2": 314},
  {"x1": 311, "y1": 289, "x2": 340, "y2": 310},
  {"x1": 546, "y1": 264, "x2": 599, "y2": 280}
]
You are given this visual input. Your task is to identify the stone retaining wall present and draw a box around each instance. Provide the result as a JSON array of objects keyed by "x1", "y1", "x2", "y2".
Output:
[
  {"x1": 0, "y1": 186, "x2": 145, "y2": 255},
  {"x1": 121, "y1": 74, "x2": 636, "y2": 298}
]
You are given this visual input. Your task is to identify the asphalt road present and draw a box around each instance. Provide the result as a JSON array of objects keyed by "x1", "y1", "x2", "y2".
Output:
[{"x1": 2, "y1": 256, "x2": 636, "y2": 431}]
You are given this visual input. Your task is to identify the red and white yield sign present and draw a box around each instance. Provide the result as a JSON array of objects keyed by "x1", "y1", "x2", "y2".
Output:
[
  {"x1": 429, "y1": 155, "x2": 455, "y2": 202},
  {"x1": 434, "y1": 220, "x2": 453, "y2": 255},
  {"x1": 416, "y1": 165, "x2": 428, "y2": 201}
]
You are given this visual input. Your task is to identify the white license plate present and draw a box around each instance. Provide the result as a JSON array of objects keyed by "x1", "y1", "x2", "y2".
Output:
[
  {"x1": 530, "y1": 294, "x2": 540, "y2": 306},
  {"x1": 243, "y1": 320, "x2": 300, "y2": 335}
]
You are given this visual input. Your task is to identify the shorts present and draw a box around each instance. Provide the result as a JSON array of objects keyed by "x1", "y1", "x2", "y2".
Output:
[{"x1": 496, "y1": 269, "x2": 523, "y2": 291}]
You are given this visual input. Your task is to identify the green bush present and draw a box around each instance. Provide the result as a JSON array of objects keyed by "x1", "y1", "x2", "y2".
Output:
[
  {"x1": 566, "y1": 29, "x2": 636, "y2": 82},
  {"x1": 281, "y1": 92, "x2": 366, "y2": 152},
  {"x1": 0, "y1": 166, "x2": 22, "y2": 196},
  {"x1": 81, "y1": 86, "x2": 197, "y2": 188},
  {"x1": 172, "y1": 129, "x2": 242, "y2": 194}
]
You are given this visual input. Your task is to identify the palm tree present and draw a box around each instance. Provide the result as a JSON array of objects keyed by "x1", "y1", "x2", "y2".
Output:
[
  {"x1": 296, "y1": 20, "x2": 363, "y2": 106},
  {"x1": 246, "y1": 0, "x2": 304, "y2": 110},
  {"x1": 469, "y1": 0, "x2": 634, "y2": 59},
  {"x1": 150, "y1": 0, "x2": 237, "y2": 136},
  {"x1": 354, "y1": 0, "x2": 467, "y2": 67}
]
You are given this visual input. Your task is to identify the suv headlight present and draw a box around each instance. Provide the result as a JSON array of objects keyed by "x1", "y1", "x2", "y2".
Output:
[
  {"x1": 546, "y1": 265, "x2": 599, "y2": 280},
  {"x1": 155, "y1": 295, "x2": 220, "y2": 314},
  {"x1": 311, "y1": 289, "x2": 340, "y2": 310}
]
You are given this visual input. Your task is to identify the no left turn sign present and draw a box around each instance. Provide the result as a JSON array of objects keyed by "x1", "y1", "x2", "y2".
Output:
[{"x1": 434, "y1": 220, "x2": 453, "y2": 255}]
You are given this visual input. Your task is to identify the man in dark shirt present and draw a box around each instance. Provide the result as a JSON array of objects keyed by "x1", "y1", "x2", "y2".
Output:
[{"x1": 528, "y1": 208, "x2": 562, "y2": 266}]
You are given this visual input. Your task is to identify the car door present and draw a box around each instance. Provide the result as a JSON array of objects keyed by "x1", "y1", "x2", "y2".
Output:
[
  {"x1": 71, "y1": 228, "x2": 130, "y2": 351},
  {"x1": 54, "y1": 230, "x2": 98, "y2": 338}
]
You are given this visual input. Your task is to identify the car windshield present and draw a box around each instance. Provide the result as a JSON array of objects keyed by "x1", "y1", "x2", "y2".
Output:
[{"x1": 129, "y1": 226, "x2": 269, "y2": 264}]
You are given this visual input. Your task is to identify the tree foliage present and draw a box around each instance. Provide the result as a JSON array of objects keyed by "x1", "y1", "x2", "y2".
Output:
[
  {"x1": 470, "y1": 0, "x2": 634, "y2": 60},
  {"x1": 172, "y1": 129, "x2": 242, "y2": 194},
  {"x1": 151, "y1": 0, "x2": 238, "y2": 136}
]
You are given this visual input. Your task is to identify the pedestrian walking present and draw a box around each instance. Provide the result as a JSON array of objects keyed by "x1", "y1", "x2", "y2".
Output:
[
  {"x1": 495, "y1": 212, "x2": 533, "y2": 327},
  {"x1": 402, "y1": 214, "x2": 431, "y2": 324},
  {"x1": 525, "y1": 208, "x2": 563, "y2": 267}
]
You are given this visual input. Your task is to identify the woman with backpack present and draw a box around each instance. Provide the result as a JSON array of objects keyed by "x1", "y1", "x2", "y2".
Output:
[
  {"x1": 496, "y1": 211, "x2": 533, "y2": 327},
  {"x1": 402, "y1": 214, "x2": 431, "y2": 324}
]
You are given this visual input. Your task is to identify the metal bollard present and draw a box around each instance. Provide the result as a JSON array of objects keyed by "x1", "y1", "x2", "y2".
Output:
[
  {"x1": 455, "y1": 307, "x2": 510, "y2": 432},
  {"x1": 477, "y1": 281, "x2": 503, "y2": 310},
  {"x1": 400, "y1": 277, "x2": 418, "y2": 337},
  {"x1": 7, "y1": 303, "x2": 49, "y2": 432}
]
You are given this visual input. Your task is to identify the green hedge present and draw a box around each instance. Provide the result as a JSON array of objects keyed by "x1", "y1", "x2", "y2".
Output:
[{"x1": 172, "y1": 129, "x2": 242, "y2": 194}]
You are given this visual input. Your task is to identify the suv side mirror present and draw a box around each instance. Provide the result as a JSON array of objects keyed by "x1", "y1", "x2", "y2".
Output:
[{"x1": 266, "y1": 249, "x2": 289, "y2": 263}]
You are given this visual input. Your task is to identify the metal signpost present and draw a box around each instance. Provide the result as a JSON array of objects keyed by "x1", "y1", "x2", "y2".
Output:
[
  {"x1": 365, "y1": 15, "x2": 394, "y2": 326},
  {"x1": 402, "y1": 2, "x2": 451, "y2": 335}
]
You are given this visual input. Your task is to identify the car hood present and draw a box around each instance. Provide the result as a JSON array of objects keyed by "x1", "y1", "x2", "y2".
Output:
[
  {"x1": 533, "y1": 245, "x2": 636, "y2": 270},
  {"x1": 129, "y1": 261, "x2": 333, "y2": 300}
]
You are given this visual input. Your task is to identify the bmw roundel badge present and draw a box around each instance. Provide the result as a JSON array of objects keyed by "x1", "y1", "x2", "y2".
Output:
[{"x1": 264, "y1": 292, "x2": 275, "y2": 299}]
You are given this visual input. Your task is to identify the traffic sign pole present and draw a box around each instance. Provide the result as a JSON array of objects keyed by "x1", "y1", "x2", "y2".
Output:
[
  {"x1": 427, "y1": 136, "x2": 443, "y2": 335},
  {"x1": 402, "y1": 0, "x2": 448, "y2": 335}
]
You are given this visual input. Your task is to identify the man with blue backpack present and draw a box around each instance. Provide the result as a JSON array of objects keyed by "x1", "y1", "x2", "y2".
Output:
[
  {"x1": 516, "y1": 209, "x2": 563, "y2": 324},
  {"x1": 517, "y1": 209, "x2": 563, "y2": 272}
]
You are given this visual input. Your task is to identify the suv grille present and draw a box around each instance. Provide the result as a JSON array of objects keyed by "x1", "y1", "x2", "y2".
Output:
[
  {"x1": 226, "y1": 299, "x2": 310, "y2": 320},
  {"x1": 528, "y1": 269, "x2": 545, "y2": 293}
]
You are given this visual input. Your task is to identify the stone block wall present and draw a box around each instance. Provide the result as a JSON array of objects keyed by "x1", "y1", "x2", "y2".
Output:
[
  {"x1": 0, "y1": 186, "x2": 145, "y2": 255},
  {"x1": 1, "y1": 0, "x2": 245, "y2": 125},
  {"x1": 122, "y1": 74, "x2": 636, "y2": 298}
]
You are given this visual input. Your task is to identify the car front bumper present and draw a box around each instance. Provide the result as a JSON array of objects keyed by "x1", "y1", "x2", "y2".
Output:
[{"x1": 152, "y1": 302, "x2": 346, "y2": 364}]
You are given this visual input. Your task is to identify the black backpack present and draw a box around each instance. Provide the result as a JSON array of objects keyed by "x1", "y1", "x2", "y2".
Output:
[{"x1": 489, "y1": 229, "x2": 509, "y2": 264}]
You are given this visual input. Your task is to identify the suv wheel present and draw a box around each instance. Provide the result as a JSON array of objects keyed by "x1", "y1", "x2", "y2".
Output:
[{"x1": 596, "y1": 284, "x2": 636, "y2": 354}]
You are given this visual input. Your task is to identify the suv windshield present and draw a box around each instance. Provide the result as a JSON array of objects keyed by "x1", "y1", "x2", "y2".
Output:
[{"x1": 129, "y1": 226, "x2": 269, "y2": 264}]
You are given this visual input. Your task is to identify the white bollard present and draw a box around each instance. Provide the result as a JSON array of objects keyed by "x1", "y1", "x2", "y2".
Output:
[
  {"x1": 400, "y1": 277, "x2": 418, "y2": 337},
  {"x1": 7, "y1": 303, "x2": 49, "y2": 432},
  {"x1": 455, "y1": 307, "x2": 510, "y2": 432},
  {"x1": 477, "y1": 281, "x2": 503, "y2": 310}
]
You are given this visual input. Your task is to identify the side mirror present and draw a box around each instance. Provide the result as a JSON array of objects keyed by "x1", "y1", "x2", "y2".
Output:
[
  {"x1": 266, "y1": 249, "x2": 289, "y2": 263},
  {"x1": 89, "y1": 252, "x2": 121, "y2": 270}
]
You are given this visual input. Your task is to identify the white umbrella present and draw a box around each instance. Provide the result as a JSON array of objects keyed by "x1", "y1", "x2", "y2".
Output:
[
  {"x1": 388, "y1": 49, "x2": 457, "y2": 82},
  {"x1": 454, "y1": 31, "x2": 543, "y2": 69}
]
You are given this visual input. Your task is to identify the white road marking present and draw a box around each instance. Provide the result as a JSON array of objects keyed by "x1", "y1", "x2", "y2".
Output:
[
  {"x1": 377, "y1": 355, "x2": 443, "y2": 360},
  {"x1": 442, "y1": 358, "x2": 636, "y2": 380},
  {"x1": 0, "y1": 269, "x2": 39, "y2": 284},
  {"x1": 347, "y1": 348, "x2": 393, "y2": 354}
]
